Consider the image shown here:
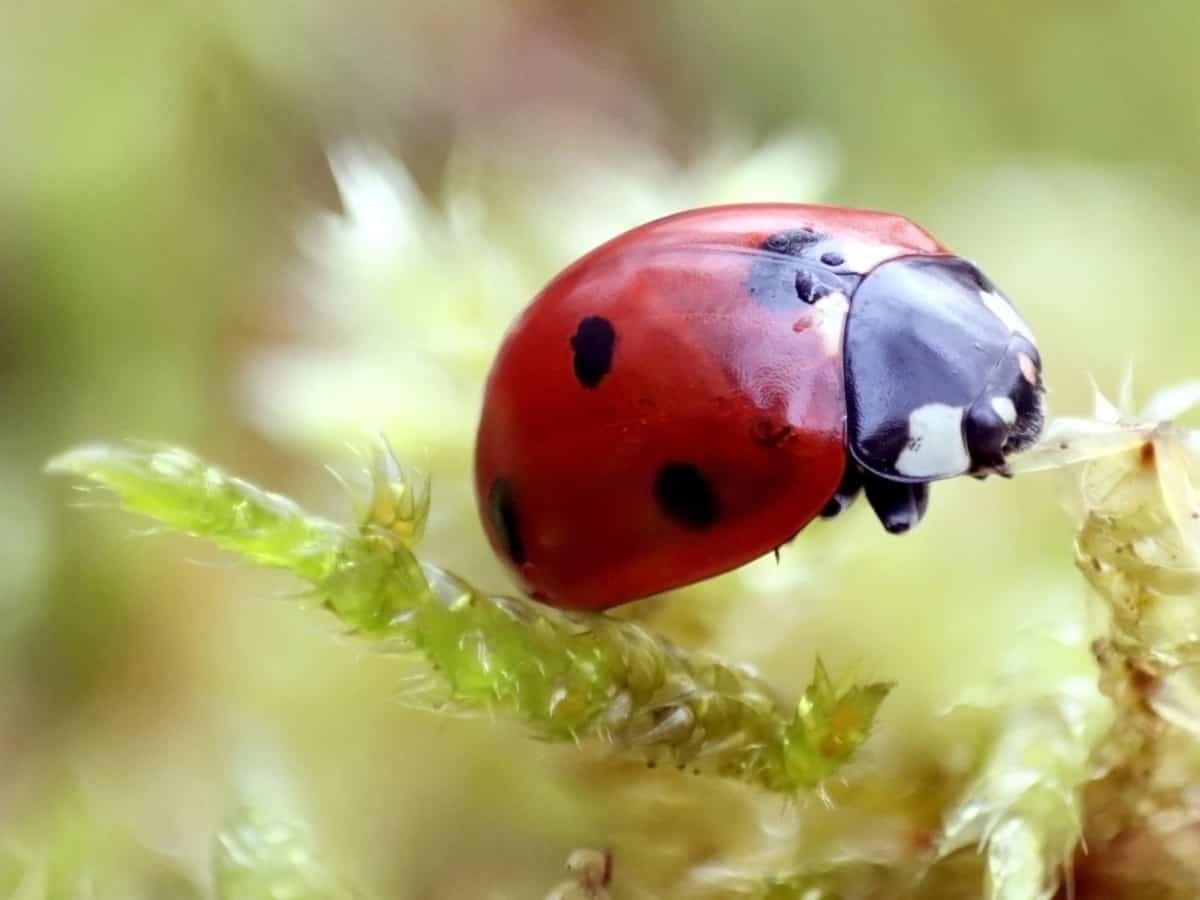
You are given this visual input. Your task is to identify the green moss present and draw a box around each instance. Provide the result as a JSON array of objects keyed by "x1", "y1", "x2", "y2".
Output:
[
  {"x1": 46, "y1": 382, "x2": 1200, "y2": 898},
  {"x1": 47, "y1": 440, "x2": 890, "y2": 795}
]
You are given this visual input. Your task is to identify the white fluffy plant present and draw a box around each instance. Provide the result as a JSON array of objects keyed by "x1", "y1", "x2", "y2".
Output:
[{"x1": 243, "y1": 125, "x2": 838, "y2": 457}]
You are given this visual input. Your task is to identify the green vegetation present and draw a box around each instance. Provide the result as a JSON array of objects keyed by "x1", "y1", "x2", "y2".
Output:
[{"x1": 9, "y1": 3, "x2": 1200, "y2": 895}]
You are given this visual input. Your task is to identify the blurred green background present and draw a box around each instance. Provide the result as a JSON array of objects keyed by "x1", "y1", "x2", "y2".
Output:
[{"x1": 4, "y1": 2, "x2": 1199, "y2": 896}]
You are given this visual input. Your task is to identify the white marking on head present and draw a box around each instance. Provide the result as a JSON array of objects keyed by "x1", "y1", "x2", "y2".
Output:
[
  {"x1": 980, "y1": 290, "x2": 1037, "y2": 345},
  {"x1": 894, "y1": 403, "x2": 970, "y2": 478},
  {"x1": 1018, "y1": 351, "x2": 1040, "y2": 385},
  {"x1": 991, "y1": 396, "x2": 1017, "y2": 425},
  {"x1": 812, "y1": 291, "x2": 849, "y2": 357}
]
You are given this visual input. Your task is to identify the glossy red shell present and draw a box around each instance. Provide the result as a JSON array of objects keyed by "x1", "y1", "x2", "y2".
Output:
[{"x1": 474, "y1": 204, "x2": 947, "y2": 610}]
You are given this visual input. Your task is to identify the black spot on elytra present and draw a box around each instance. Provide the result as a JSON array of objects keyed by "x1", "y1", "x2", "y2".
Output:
[
  {"x1": 762, "y1": 228, "x2": 819, "y2": 255},
  {"x1": 794, "y1": 269, "x2": 821, "y2": 304},
  {"x1": 749, "y1": 228, "x2": 859, "y2": 309},
  {"x1": 570, "y1": 316, "x2": 616, "y2": 388},
  {"x1": 488, "y1": 478, "x2": 526, "y2": 565},
  {"x1": 654, "y1": 462, "x2": 719, "y2": 529}
]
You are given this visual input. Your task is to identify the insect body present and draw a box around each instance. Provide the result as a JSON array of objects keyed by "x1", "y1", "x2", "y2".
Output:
[{"x1": 474, "y1": 205, "x2": 1044, "y2": 610}]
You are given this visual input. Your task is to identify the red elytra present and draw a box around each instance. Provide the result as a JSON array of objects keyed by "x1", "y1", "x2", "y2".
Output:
[{"x1": 473, "y1": 204, "x2": 956, "y2": 611}]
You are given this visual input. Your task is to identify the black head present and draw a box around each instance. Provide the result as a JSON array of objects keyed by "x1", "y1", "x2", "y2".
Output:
[{"x1": 843, "y1": 254, "x2": 1045, "y2": 485}]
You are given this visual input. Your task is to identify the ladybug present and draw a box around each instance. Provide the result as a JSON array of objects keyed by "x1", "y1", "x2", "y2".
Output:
[{"x1": 474, "y1": 204, "x2": 1045, "y2": 610}]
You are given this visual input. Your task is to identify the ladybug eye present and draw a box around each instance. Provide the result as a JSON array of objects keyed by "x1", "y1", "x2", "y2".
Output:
[{"x1": 765, "y1": 233, "x2": 790, "y2": 252}]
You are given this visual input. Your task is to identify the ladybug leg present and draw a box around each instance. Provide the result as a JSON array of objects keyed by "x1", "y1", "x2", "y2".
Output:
[
  {"x1": 819, "y1": 461, "x2": 863, "y2": 519},
  {"x1": 862, "y1": 474, "x2": 930, "y2": 534}
]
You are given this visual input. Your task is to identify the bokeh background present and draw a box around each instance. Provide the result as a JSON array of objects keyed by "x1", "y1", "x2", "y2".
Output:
[{"x1": 4, "y1": 2, "x2": 1200, "y2": 896}]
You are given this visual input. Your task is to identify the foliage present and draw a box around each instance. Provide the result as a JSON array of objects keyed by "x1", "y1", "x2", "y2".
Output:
[
  {"x1": 47, "y1": 442, "x2": 889, "y2": 797},
  {"x1": 43, "y1": 378, "x2": 1200, "y2": 897}
]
